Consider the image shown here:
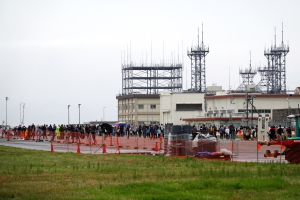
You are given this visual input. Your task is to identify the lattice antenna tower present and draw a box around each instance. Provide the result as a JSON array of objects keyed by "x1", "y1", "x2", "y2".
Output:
[
  {"x1": 187, "y1": 24, "x2": 209, "y2": 93},
  {"x1": 236, "y1": 52, "x2": 257, "y2": 92},
  {"x1": 258, "y1": 24, "x2": 289, "y2": 94}
]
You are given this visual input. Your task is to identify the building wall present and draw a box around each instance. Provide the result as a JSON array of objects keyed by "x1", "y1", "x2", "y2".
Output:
[
  {"x1": 205, "y1": 94, "x2": 300, "y2": 118},
  {"x1": 183, "y1": 94, "x2": 300, "y2": 128},
  {"x1": 160, "y1": 92, "x2": 205, "y2": 125},
  {"x1": 117, "y1": 95, "x2": 160, "y2": 125}
]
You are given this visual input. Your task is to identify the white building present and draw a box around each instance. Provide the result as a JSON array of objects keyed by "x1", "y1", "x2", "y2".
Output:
[
  {"x1": 182, "y1": 92, "x2": 300, "y2": 128},
  {"x1": 160, "y1": 92, "x2": 205, "y2": 125}
]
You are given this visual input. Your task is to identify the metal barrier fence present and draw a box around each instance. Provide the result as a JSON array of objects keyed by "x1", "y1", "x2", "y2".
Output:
[
  {"x1": 0, "y1": 129, "x2": 289, "y2": 163},
  {"x1": 163, "y1": 138, "x2": 288, "y2": 163},
  {"x1": 0, "y1": 129, "x2": 164, "y2": 154}
]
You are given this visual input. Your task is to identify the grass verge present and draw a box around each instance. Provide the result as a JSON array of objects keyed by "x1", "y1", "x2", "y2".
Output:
[{"x1": 1, "y1": 145, "x2": 300, "y2": 200}]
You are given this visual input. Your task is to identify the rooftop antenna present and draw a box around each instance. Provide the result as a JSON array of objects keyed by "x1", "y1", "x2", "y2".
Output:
[
  {"x1": 130, "y1": 39, "x2": 131, "y2": 65},
  {"x1": 197, "y1": 27, "x2": 199, "y2": 47},
  {"x1": 182, "y1": 39, "x2": 184, "y2": 71},
  {"x1": 250, "y1": 51, "x2": 252, "y2": 70},
  {"x1": 178, "y1": 44, "x2": 180, "y2": 64},
  {"x1": 229, "y1": 66, "x2": 231, "y2": 90},
  {"x1": 274, "y1": 27, "x2": 276, "y2": 47},
  {"x1": 142, "y1": 51, "x2": 143, "y2": 65},
  {"x1": 151, "y1": 39, "x2": 152, "y2": 66},
  {"x1": 282, "y1": 22, "x2": 284, "y2": 47},
  {"x1": 163, "y1": 39, "x2": 164, "y2": 66},
  {"x1": 202, "y1": 23, "x2": 204, "y2": 47}
]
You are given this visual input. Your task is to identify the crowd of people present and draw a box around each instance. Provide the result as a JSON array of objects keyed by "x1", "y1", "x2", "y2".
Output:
[
  {"x1": 0, "y1": 123, "x2": 297, "y2": 142},
  {"x1": 191, "y1": 124, "x2": 296, "y2": 141},
  {"x1": 192, "y1": 124, "x2": 238, "y2": 140},
  {"x1": 0, "y1": 123, "x2": 165, "y2": 142},
  {"x1": 268, "y1": 125, "x2": 294, "y2": 141}
]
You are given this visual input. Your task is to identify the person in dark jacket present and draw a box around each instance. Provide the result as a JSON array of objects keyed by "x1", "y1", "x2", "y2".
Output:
[{"x1": 269, "y1": 126, "x2": 276, "y2": 141}]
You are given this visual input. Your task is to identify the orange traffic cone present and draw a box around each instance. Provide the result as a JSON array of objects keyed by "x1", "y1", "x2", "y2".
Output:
[
  {"x1": 103, "y1": 144, "x2": 107, "y2": 153},
  {"x1": 281, "y1": 145, "x2": 285, "y2": 149},
  {"x1": 51, "y1": 141, "x2": 54, "y2": 152},
  {"x1": 154, "y1": 142, "x2": 159, "y2": 151},
  {"x1": 257, "y1": 144, "x2": 261, "y2": 149},
  {"x1": 77, "y1": 143, "x2": 81, "y2": 153},
  {"x1": 229, "y1": 143, "x2": 233, "y2": 150},
  {"x1": 7, "y1": 133, "x2": 10, "y2": 141}
]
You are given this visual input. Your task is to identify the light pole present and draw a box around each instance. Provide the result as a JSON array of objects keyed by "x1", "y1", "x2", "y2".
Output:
[
  {"x1": 68, "y1": 105, "x2": 70, "y2": 125},
  {"x1": 103, "y1": 107, "x2": 106, "y2": 122},
  {"x1": 6, "y1": 97, "x2": 8, "y2": 127},
  {"x1": 20, "y1": 102, "x2": 22, "y2": 125},
  {"x1": 78, "y1": 104, "x2": 81, "y2": 125}
]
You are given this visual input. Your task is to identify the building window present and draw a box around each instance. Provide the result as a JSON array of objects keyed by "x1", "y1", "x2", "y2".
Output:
[
  {"x1": 150, "y1": 104, "x2": 156, "y2": 109},
  {"x1": 238, "y1": 109, "x2": 271, "y2": 114},
  {"x1": 138, "y1": 104, "x2": 144, "y2": 109},
  {"x1": 176, "y1": 104, "x2": 202, "y2": 111}
]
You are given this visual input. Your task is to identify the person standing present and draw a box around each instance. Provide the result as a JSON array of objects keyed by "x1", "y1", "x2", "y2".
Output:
[
  {"x1": 229, "y1": 125, "x2": 235, "y2": 140},
  {"x1": 30, "y1": 124, "x2": 36, "y2": 140},
  {"x1": 37, "y1": 126, "x2": 43, "y2": 142},
  {"x1": 269, "y1": 126, "x2": 276, "y2": 141},
  {"x1": 192, "y1": 125, "x2": 198, "y2": 140},
  {"x1": 277, "y1": 125, "x2": 283, "y2": 140},
  {"x1": 286, "y1": 127, "x2": 292, "y2": 138},
  {"x1": 212, "y1": 124, "x2": 217, "y2": 138},
  {"x1": 42, "y1": 124, "x2": 47, "y2": 140},
  {"x1": 55, "y1": 125, "x2": 60, "y2": 142},
  {"x1": 52, "y1": 124, "x2": 57, "y2": 141},
  {"x1": 225, "y1": 126, "x2": 230, "y2": 140}
]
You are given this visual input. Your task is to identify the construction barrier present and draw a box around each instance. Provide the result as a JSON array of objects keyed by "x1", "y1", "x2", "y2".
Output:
[
  {"x1": 0, "y1": 130, "x2": 292, "y2": 163},
  {"x1": 46, "y1": 131, "x2": 164, "y2": 154}
]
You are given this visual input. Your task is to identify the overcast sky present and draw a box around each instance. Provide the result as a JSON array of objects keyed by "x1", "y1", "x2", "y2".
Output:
[{"x1": 1, "y1": 0, "x2": 299, "y2": 127}]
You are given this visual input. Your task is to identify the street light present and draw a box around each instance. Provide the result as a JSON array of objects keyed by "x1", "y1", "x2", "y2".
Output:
[
  {"x1": 68, "y1": 105, "x2": 70, "y2": 125},
  {"x1": 20, "y1": 102, "x2": 22, "y2": 125},
  {"x1": 78, "y1": 104, "x2": 81, "y2": 125},
  {"x1": 6, "y1": 97, "x2": 8, "y2": 127},
  {"x1": 103, "y1": 107, "x2": 106, "y2": 121}
]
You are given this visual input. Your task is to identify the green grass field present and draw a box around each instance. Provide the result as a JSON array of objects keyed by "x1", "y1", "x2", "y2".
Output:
[{"x1": 1, "y1": 145, "x2": 300, "y2": 200}]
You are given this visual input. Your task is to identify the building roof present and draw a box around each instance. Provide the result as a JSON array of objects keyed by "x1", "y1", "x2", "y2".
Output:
[
  {"x1": 116, "y1": 93, "x2": 160, "y2": 99},
  {"x1": 182, "y1": 117, "x2": 258, "y2": 121},
  {"x1": 205, "y1": 94, "x2": 300, "y2": 99}
]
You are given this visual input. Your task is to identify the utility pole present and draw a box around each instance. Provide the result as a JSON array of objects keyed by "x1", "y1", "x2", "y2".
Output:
[
  {"x1": 68, "y1": 105, "x2": 70, "y2": 125},
  {"x1": 103, "y1": 107, "x2": 106, "y2": 121},
  {"x1": 22, "y1": 103, "x2": 25, "y2": 126},
  {"x1": 78, "y1": 104, "x2": 81, "y2": 125},
  {"x1": 20, "y1": 102, "x2": 22, "y2": 125},
  {"x1": 6, "y1": 97, "x2": 8, "y2": 127}
]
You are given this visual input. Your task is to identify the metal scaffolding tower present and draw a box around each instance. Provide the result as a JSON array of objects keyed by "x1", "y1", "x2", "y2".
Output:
[
  {"x1": 236, "y1": 68, "x2": 257, "y2": 91},
  {"x1": 188, "y1": 25, "x2": 209, "y2": 93},
  {"x1": 121, "y1": 62, "x2": 182, "y2": 95},
  {"x1": 236, "y1": 54, "x2": 257, "y2": 92},
  {"x1": 255, "y1": 67, "x2": 268, "y2": 92},
  {"x1": 255, "y1": 25, "x2": 289, "y2": 94}
]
